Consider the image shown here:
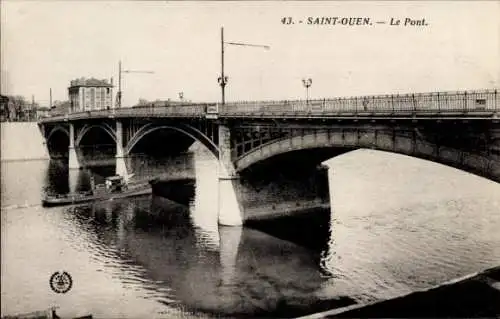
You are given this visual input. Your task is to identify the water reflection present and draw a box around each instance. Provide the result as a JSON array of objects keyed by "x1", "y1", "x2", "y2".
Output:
[
  {"x1": 41, "y1": 147, "x2": 352, "y2": 317},
  {"x1": 60, "y1": 192, "x2": 347, "y2": 317},
  {"x1": 2, "y1": 147, "x2": 500, "y2": 318}
]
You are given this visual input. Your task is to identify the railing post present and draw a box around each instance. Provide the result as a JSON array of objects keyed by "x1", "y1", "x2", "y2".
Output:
[
  {"x1": 495, "y1": 89, "x2": 498, "y2": 111},
  {"x1": 391, "y1": 94, "x2": 394, "y2": 114},
  {"x1": 464, "y1": 91, "x2": 467, "y2": 112},
  {"x1": 437, "y1": 92, "x2": 440, "y2": 113},
  {"x1": 412, "y1": 94, "x2": 416, "y2": 113}
]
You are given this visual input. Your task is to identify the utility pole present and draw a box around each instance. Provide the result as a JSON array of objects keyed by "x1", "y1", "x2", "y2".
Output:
[
  {"x1": 118, "y1": 60, "x2": 122, "y2": 108},
  {"x1": 49, "y1": 88, "x2": 52, "y2": 108},
  {"x1": 117, "y1": 60, "x2": 154, "y2": 108},
  {"x1": 218, "y1": 27, "x2": 228, "y2": 105},
  {"x1": 218, "y1": 27, "x2": 269, "y2": 106}
]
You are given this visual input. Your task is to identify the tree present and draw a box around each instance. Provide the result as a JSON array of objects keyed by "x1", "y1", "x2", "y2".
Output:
[{"x1": 8, "y1": 95, "x2": 26, "y2": 121}]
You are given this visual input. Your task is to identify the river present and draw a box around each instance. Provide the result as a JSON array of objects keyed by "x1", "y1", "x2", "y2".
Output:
[{"x1": 1, "y1": 146, "x2": 499, "y2": 318}]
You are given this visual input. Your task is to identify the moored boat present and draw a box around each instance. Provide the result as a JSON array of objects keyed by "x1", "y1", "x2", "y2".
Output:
[
  {"x1": 42, "y1": 175, "x2": 151, "y2": 207},
  {"x1": 0, "y1": 306, "x2": 92, "y2": 319}
]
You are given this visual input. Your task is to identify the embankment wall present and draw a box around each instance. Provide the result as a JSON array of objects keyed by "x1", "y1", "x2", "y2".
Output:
[{"x1": 1, "y1": 122, "x2": 50, "y2": 161}]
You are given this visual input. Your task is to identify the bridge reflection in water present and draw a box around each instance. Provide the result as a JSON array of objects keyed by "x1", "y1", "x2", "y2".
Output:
[
  {"x1": 40, "y1": 148, "x2": 353, "y2": 316},
  {"x1": 38, "y1": 144, "x2": 499, "y2": 317},
  {"x1": 2, "y1": 142, "x2": 499, "y2": 318},
  {"x1": 62, "y1": 184, "x2": 353, "y2": 317}
]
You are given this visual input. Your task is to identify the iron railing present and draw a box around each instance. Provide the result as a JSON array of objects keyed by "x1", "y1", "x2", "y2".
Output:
[
  {"x1": 42, "y1": 104, "x2": 209, "y2": 122},
  {"x1": 39, "y1": 89, "x2": 499, "y2": 123},
  {"x1": 219, "y1": 89, "x2": 499, "y2": 116}
]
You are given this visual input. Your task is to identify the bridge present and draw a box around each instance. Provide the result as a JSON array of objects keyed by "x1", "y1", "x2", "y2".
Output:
[{"x1": 39, "y1": 89, "x2": 500, "y2": 225}]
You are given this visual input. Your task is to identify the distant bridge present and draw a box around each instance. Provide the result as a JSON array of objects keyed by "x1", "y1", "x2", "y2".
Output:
[{"x1": 39, "y1": 89, "x2": 500, "y2": 225}]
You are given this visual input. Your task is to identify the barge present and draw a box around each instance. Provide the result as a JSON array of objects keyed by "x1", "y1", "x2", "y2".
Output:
[{"x1": 42, "y1": 175, "x2": 151, "y2": 207}]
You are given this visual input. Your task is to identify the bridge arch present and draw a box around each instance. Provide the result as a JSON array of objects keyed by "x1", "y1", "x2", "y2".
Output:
[
  {"x1": 75, "y1": 123, "x2": 116, "y2": 147},
  {"x1": 46, "y1": 125, "x2": 71, "y2": 158},
  {"x1": 235, "y1": 130, "x2": 499, "y2": 182},
  {"x1": 125, "y1": 123, "x2": 219, "y2": 158},
  {"x1": 47, "y1": 125, "x2": 69, "y2": 141}
]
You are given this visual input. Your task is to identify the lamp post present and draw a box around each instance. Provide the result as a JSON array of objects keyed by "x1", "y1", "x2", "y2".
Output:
[
  {"x1": 116, "y1": 60, "x2": 154, "y2": 108},
  {"x1": 218, "y1": 27, "x2": 270, "y2": 105},
  {"x1": 302, "y1": 78, "x2": 312, "y2": 104}
]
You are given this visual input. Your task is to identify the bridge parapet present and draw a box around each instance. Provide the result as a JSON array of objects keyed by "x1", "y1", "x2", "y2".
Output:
[
  {"x1": 38, "y1": 89, "x2": 499, "y2": 123},
  {"x1": 220, "y1": 89, "x2": 499, "y2": 117},
  {"x1": 39, "y1": 104, "x2": 210, "y2": 123}
]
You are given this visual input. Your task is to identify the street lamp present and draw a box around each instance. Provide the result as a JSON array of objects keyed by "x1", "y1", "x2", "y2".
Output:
[
  {"x1": 302, "y1": 78, "x2": 312, "y2": 104},
  {"x1": 218, "y1": 27, "x2": 270, "y2": 105},
  {"x1": 178, "y1": 92, "x2": 184, "y2": 102},
  {"x1": 116, "y1": 60, "x2": 154, "y2": 108}
]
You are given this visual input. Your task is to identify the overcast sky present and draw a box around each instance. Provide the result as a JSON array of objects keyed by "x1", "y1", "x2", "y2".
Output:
[{"x1": 1, "y1": 1, "x2": 499, "y2": 106}]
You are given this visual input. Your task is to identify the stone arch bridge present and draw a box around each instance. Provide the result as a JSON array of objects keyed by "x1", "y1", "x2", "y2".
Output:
[{"x1": 39, "y1": 89, "x2": 500, "y2": 225}]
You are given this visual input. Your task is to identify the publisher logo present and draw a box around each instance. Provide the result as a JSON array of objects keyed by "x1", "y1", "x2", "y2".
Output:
[{"x1": 49, "y1": 271, "x2": 73, "y2": 294}]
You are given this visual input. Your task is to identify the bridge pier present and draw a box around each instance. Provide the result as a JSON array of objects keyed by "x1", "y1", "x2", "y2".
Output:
[
  {"x1": 218, "y1": 124, "x2": 243, "y2": 226},
  {"x1": 68, "y1": 123, "x2": 81, "y2": 169},
  {"x1": 316, "y1": 163, "x2": 331, "y2": 204},
  {"x1": 68, "y1": 167, "x2": 80, "y2": 194},
  {"x1": 115, "y1": 120, "x2": 129, "y2": 178},
  {"x1": 218, "y1": 226, "x2": 242, "y2": 286}
]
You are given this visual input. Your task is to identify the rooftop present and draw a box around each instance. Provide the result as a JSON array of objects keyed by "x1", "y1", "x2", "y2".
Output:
[
  {"x1": 70, "y1": 77, "x2": 113, "y2": 88},
  {"x1": 49, "y1": 101, "x2": 71, "y2": 115}
]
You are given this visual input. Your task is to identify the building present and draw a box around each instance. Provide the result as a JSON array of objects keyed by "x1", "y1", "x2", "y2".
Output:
[
  {"x1": 35, "y1": 106, "x2": 51, "y2": 119},
  {"x1": 0, "y1": 95, "x2": 9, "y2": 121},
  {"x1": 68, "y1": 78, "x2": 113, "y2": 112},
  {"x1": 49, "y1": 101, "x2": 71, "y2": 117}
]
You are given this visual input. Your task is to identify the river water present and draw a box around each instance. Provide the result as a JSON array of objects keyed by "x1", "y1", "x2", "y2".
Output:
[{"x1": 1, "y1": 147, "x2": 500, "y2": 318}]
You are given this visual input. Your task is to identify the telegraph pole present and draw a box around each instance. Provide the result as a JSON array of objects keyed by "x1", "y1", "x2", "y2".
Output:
[
  {"x1": 116, "y1": 60, "x2": 154, "y2": 108},
  {"x1": 117, "y1": 60, "x2": 122, "y2": 108},
  {"x1": 218, "y1": 27, "x2": 228, "y2": 105},
  {"x1": 218, "y1": 27, "x2": 269, "y2": 106}
]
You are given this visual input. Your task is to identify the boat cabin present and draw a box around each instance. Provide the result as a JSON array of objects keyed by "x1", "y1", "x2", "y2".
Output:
[{"x1": 104, "y1": 175, "x2": 128, "y2": 192}]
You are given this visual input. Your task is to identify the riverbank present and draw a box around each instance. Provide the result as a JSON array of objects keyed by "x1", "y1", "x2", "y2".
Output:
[
  {"x1": 0, "y1": 122, "x2": 49, "y2": 161},
  {"x1": 298, "y1": 265, "x2": 500, "y2": 318}
]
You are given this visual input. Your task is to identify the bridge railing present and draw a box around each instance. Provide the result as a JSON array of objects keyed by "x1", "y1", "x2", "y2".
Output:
[
  {"x1": 123, "y1": 104, "x2": 208, "y2": 117},
  {"x1": 40, "y1": 89, "x2": 499, "y2": 122},
  {"x1": 219, "y1": 89, "x2": 499, "y2": 116},
  {"x1": 42, "y1": 104, "x2": 209, "y2": 122}
]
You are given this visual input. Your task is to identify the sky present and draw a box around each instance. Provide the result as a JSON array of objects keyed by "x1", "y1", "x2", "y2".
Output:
[{"x1": 1, "y1": 1, "x2": 499, "y2": 107}]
